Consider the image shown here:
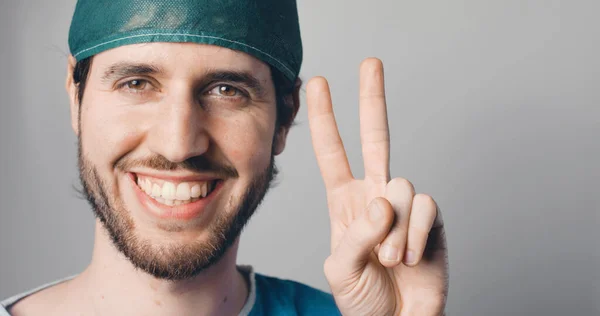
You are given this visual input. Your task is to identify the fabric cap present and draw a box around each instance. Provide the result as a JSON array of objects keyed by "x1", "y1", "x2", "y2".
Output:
[{"x1": 68, "y1": 0, "x2": 303, "y2": 81}]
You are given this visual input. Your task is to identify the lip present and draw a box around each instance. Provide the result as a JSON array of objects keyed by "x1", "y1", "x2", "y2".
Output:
[
  {"x1": 128, "y1": 172, "x2": 223, "y2": 221},
  {"x1": 131, "y1": 170, "x2": 222, "y2": 182}
]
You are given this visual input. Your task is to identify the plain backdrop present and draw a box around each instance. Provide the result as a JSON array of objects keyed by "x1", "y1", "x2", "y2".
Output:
[{"x1": 1, "y1": 1, "x2": 598, "y2": 315}]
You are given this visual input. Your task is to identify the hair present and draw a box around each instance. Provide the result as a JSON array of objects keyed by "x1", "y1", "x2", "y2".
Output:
[{"x1": 72, "y1": 56, "x2": 297, "y2": 129}]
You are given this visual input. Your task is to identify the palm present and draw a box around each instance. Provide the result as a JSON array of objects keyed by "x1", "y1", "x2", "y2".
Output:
[{"x1": 307, "y1": 59, "x2": 448, "y2": 315}]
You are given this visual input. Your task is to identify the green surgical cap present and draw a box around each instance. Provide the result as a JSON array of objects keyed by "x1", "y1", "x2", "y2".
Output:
[{"x1": 68, "y1": 0, "x2": 303, "y2": 81}]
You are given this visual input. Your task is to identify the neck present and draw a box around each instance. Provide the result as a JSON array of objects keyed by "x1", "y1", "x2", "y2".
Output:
[{"x1": 71, "y1": 220, "x2": 249, "y2": 316}]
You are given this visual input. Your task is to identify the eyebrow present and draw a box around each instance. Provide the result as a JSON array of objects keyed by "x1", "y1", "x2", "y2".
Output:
[{"x1": 101, "y1": 62, "x2": 164, "y2": 83}]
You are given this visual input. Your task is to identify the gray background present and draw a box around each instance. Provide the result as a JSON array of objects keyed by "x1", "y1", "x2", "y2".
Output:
[{"x1": 1, "y1": 0, "x2": 598, "y2": 315}]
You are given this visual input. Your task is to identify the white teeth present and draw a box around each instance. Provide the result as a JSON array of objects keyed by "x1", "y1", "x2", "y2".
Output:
[
  {"x1": 161, "y1": 182, "x2": 176, "y2": 200},
  {"x1": 191, "y1": 184, "x2": 201, "y2": 198},
  {"x1": 136, "y1": 176, "x2": 217, "y2": 206},
  {"x1": 175, "y1": 182, "x2": 191, "y2": 201},
  {"x1": 144, "y1": 179, "x2": 152, "y2": 195},
  {"x1": 152, "y1": 183, "x2": 162, "y2": 197},
  {"x1": 201, "y1": 182, "x2": 208, "y2": 198}
]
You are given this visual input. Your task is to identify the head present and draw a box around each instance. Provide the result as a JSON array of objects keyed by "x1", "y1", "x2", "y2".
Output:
[{"x1": 66, "y1": 0, "x2": 302, "y2": 281}]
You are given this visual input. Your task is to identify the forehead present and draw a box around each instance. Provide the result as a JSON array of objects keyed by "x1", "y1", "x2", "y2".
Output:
[{"x1": 89, "y1": 42, "x2": 272, "y2": 78}]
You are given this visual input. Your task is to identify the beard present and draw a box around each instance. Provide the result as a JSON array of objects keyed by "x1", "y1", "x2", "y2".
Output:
[{"x1": 77, "y1": 138, "x2": 277, "y2": 281}]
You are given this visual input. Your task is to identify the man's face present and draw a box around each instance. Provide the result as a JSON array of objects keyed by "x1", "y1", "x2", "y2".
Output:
[{"x1": 71, "y1": 43, "x2": 286, "y2": 280}]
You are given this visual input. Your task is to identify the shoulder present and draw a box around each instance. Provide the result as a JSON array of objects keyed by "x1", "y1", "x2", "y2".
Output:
[
  {"x1": 1, "y1": 277, "x2": 74, "y2": 316},
  {"x1": 251, "y1": 273, "x2": 341, "y2": 316}
]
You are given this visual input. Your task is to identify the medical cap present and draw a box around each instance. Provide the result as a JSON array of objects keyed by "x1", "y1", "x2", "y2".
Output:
[{"x1": 68, "y1": 0, "x2": 303, "y2": 82}]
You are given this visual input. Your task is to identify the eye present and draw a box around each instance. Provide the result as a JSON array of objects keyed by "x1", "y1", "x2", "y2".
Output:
[
  {"x1": 115, "y1": 79, "x2": 154, "y2": 95},
  {"x1": 207, "y1": 84, "x2": 242, "y2": 97},
  {"x1": 123, "y1": 79, "x2": 149, "y2": 91}
]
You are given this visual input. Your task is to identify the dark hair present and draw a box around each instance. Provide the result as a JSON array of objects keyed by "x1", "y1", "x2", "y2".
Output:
[{"x1": 72, "y1": 57, "x2": 297, "y2": 128}]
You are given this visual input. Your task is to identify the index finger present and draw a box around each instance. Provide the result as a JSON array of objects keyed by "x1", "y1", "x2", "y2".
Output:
[{"x1": 307, "y1": 77, "x2": 354, "y2": 190}]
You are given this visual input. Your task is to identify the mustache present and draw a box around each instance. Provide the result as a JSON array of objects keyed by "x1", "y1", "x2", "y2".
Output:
[{"x1": 115, "y1": 155, "x2": 239, "y2": 178}]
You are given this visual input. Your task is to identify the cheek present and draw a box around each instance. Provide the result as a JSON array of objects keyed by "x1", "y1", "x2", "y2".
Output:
[
  {"x1": 80, "y1": 95, "x2": 149, "y2": 170},
  {"x1": 213, "y1": 116, "x2": 274, "y2": 170}
]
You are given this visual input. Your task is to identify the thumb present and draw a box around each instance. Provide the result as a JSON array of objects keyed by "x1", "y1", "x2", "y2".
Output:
[{"x1": 325, "y1": 197, "x2": 394, "y2": 291}]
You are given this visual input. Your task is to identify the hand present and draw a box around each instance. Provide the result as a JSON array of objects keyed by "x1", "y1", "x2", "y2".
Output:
[{"x1": 306, "y1": 58, "x2": 449, "y2": 316}]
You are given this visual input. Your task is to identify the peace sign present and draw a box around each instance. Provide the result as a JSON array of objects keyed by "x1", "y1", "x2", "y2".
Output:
[{"x1": 307, "y1": 58, "x2": 449, "y2": 315}]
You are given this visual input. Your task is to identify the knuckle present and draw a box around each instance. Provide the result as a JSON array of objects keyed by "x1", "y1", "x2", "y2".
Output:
[
  {"x1": 388, "y1": 177, "x2": 415, "y2": 195},
  {"x1": 384, "y1": 226, "x2": 408, "y2": 244},
  {"x1": 372, "y1": 198, "x2": 395, "y2": 223},
  {"x1": 361, "y1": 129, "x2": 390, "y2": 145},
  {"x1": 359, "y1": 93, "x2": 386, "y2": 100},
  {"x1": 372, "y1": 196, "x2": 391, "y2": 207},
  {"x1": 408, "y1": 226, "x2": 432, "y2": 240},
  {"x1": 414, "y1": 193, "x2": 436, "y2": 209},
  {"x1": 367, "y1": 173, "x2": 391, "y2": 185}
]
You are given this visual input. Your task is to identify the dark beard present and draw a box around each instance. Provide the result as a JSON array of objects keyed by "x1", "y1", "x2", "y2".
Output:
[{"x1": 77, "y1": 139, "x2": 277, "y2": 281}]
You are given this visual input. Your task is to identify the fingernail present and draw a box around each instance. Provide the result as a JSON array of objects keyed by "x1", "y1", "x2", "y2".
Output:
[
  {"x1": 369, "y1": 202, "x2": 382, "y2": 222},
  {"x1": 404, "y1": 250, "x2": 416, "y2": 265},
  {"x1": 380, "y1": 245, "x2": 399, "y2": 262}
]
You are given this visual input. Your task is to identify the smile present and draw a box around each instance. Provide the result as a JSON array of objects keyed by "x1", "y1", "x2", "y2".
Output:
[
  {"x1": 135, "y1": 175, "x2": 219, "y2": 206},
  {"x1": 129, "y1": 172, "x2": 225, "y2": 220}
]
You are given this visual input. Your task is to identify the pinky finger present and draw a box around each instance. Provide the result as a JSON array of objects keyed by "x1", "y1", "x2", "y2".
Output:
[{"x1": 403, "y1": 194, "x2": 438, "y2": 266}]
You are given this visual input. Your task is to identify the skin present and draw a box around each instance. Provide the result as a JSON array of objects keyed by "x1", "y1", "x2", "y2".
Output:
[
  {"x1": 9, "y1": 43, "x2": 449, "y2": 315},
  {"x1": 307, "y1": 60, "x2": 449, "y2": 315},
  {"x1": 10, "y1": 43, "x2": 296, "y2": 316}
]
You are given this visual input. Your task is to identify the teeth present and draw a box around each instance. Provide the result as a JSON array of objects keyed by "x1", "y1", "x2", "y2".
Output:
[
  {"x1": 152, "y1": 183, "x2": 162, "y2": 197},
  {"x1": 175, "y1": 182, "x2": 191, "y2": 200},
  {"x1": 161, "y1": 182, "x2": 176, "y2": 200},
  {"x1": 144, "y1": 179, "x2": 152, "y2": 195},
  {"x1": 136, "y1": 176, "x2": 217, "y2": 206},
  {"x1": 201, "y1": 182, "x2": 208, "y2": 198},
  {"x1": 191, "y1": 184, "x2": 201, "y2": 198}
]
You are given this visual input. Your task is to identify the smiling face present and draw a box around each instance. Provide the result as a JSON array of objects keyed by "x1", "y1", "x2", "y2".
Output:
[{"x1": 68, "y1": 43, "x2": 295, "y2": 280}]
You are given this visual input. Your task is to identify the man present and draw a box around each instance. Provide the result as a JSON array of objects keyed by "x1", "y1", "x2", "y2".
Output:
[{"x1": 1, "y1": 0, "x2": 449, "y2": 315}]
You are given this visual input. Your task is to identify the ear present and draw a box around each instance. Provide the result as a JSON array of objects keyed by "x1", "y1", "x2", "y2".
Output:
[
  {"x1": 66, "y1": 55, "x2": 79, "y2": 136},
  {"x1": 273, "y1": 78, "x2": 302, "y2": 155}
]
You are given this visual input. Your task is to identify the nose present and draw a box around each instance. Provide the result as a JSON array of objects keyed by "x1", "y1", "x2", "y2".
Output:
[{"x1": 147, "y1": 90, "x2": 209, "y2": 163}]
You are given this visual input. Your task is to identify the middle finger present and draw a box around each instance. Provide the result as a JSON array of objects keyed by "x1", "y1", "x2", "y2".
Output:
[{"x1": 359, "y1": 58, "x2": 390, "y2": 184}]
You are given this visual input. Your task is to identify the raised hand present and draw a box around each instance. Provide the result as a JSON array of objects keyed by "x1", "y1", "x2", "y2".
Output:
[{"x1": 306, "y1": 58, "x2": 449, "y2": 316}]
